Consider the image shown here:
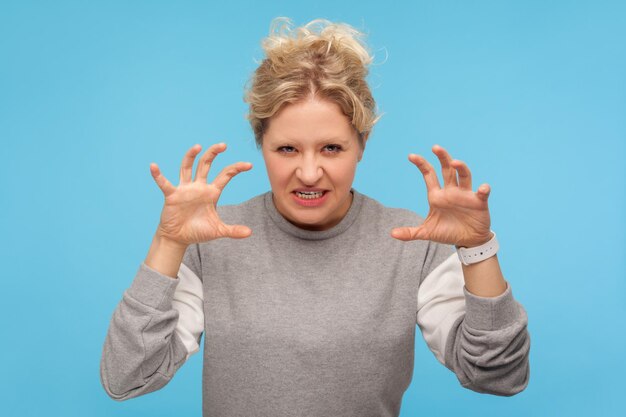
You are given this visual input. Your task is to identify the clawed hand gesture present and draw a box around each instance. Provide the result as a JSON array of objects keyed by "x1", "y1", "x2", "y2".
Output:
[
  {"x1": 150, "y1": 143, "x2": 253, "y2": 246},
  {"x1": 391, "y1": 145, "x2": 493, "y2": 248},
  {"x1": 150, "y1": 143, "x2": 492, "y2": 248}
]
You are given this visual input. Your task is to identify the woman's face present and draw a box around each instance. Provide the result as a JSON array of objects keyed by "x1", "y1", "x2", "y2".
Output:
[{"x1": 261, "y1": 96, "x2": 364, "y2": 231}]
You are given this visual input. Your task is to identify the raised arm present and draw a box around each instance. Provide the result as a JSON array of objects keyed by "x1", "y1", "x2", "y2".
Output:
[
  {"x1": 393, "y1": 145, "x2": 530, "y2": 395},
  {"x1": 100, "y1": 143, "x2": 251, "y2": 400}
]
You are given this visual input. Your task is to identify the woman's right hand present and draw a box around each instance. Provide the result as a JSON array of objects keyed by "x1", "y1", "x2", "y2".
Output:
[{"x1": 149, "y1": 143, "x2": 253, "y2": 247}]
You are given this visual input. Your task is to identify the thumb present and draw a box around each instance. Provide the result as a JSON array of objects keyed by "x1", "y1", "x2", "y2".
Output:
[
  {"x1": 223, "y1": 224, "x2": 253, "y2": 239},
  {"x1": 391, "y1": 226, "x2": 428, "y2": 241}
]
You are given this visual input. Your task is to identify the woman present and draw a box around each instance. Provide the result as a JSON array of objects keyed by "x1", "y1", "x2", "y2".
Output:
[{"x1": 100, "y1": 18, "x2": 530, "y2": 417}]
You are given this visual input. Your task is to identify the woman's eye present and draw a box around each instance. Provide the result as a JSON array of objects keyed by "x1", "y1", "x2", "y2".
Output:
[
  {"x1": 278, "y1": 146, "x2": 296, "y2": 153},
  {"x1": 323, "y1": 144, "x2": 342, "y2": 153}
]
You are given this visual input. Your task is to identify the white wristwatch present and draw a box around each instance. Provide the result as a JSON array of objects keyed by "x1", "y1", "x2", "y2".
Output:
[{"x1": 456, "y1": 232, "x2": 499, "y2": 265}]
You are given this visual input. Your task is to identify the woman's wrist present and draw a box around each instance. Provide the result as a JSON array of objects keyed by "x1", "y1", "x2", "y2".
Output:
[
  {"x1": 461, "y1": 255, "x2": 508, "y2": 297},
  {"x1": 457, "y1": 231, "x2": 506, "y2": 297},
  {"x1": 144, "y1": 233, "x2": 188, "y2": 279},
  {"x1": 455, "y1": 231, "x2": 495, "y2": 249}
]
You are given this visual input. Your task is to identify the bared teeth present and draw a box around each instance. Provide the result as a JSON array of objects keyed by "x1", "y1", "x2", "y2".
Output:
[{"x1": 296, "y1": 191, "x2": 324, "y2": 199}]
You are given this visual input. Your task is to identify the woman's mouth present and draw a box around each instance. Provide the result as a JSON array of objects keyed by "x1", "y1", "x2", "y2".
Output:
[
  {"x1": 292, "y1": 190, "x2": 328, "y2": 206},
  {"x1": 295, "y1": 191, "x2": 324, "y2": 199}
]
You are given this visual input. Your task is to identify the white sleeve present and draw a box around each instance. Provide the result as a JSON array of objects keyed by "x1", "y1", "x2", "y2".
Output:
[
  {"x1": 171, "y1": 263, "x2": 205, "y2": 362},
  {"x1": 416, "y1": 252, "x2": 466, "y2": 365}
]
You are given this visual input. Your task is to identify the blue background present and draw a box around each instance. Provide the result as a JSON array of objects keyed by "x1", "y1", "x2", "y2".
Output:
[{"x1": 1, "y1": 1, "x2": 624, "y2": 416}]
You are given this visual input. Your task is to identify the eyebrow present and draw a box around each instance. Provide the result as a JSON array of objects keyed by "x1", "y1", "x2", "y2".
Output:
[{"x1": 268, "y1": 137, "x2": 352, "y2": 146}]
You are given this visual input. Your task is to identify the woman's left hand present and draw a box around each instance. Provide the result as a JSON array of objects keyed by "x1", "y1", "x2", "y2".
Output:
[{"x1": 391, "y1": 145, "x2": 493, "y2": 248}]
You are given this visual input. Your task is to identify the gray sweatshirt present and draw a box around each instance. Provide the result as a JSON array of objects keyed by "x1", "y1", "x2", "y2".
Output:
[{"x1": 100, "y1": 190, "x2": 530, "y2": 416}]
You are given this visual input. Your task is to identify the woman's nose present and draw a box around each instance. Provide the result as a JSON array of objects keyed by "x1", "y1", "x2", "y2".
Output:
[{"x1": 295, "y1": 156, "x2": 323, "y2": 185}]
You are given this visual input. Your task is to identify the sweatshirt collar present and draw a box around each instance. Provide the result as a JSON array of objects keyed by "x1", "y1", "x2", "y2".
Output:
[{"x1": 264, "y1": 189, "x2": 363, "y2": 240}]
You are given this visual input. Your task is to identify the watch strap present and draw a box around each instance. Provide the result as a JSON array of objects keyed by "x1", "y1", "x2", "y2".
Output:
[{"x1": 456, "y1": 232, "x2": 499, "y2": 265}]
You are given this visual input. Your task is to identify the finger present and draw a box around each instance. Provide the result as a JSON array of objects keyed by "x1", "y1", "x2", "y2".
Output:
[
  {"x1": 432, "y1": 145, "x2": 458, "y2": 187},
  {"x1": 390, "y1": 226, "x2": 429, "y2": 241},
  {"x1": 194, "y1": 142, "x2": 228, "y2": 183},
  {"x1": 212, "y1": 161, "x2": 253, "y2": 191},
  {"x1": 149, "y1": 163, "x2": 176, "y2": 197},
  {"x1": 476, "y1": 183, "x2": 491, "y2": 202},
  {"x1": 408, "y1": 154, "x2": 441, "y2": 192},
  {"x1": 180, "y1": 144, "x2": 203, "y2": 184},
  {"x1": 220, "y1": 224, "x2": 253, "y2": 239},
  {"x1": 451, "y1": 159, "x2": 472, "y2": 190}
]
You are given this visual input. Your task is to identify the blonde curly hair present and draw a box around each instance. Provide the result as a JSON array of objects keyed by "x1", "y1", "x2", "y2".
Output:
[{"x1": 244, "y1": 17, "x2": 382, "y2": 148}]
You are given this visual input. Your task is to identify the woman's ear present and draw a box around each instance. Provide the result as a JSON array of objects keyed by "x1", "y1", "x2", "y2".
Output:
[{"x1": 357, "y1": 132, "x2": 368, "y2": 162}]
